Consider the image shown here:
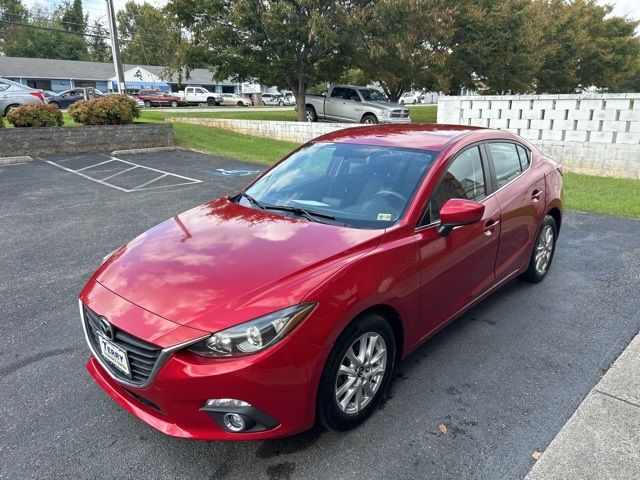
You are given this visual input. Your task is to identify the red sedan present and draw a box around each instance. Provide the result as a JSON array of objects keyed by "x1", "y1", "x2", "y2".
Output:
[{"x1": 80, "y1": 124, "x2": 563, "y2": 440}]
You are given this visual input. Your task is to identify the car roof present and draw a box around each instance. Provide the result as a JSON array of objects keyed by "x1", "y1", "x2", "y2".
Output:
[{"x1": 313, "y1": 124, "x2": 489, "y2": 151}]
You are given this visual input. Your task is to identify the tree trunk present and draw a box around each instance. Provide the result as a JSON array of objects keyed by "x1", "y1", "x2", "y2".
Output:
[{"x1": 295, "y1": 79, "x2": 306, "y2": 122}]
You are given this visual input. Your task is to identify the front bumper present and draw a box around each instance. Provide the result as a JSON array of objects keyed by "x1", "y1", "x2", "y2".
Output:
[
  {"x1": 86, "y1": 334, "x2": 329, "y2": 440},
  {"x1": 80, "y1": 281, "x2": 330, "y2": 440},
  {"x1": 379, "y1": 116, "x2": 412, "y2": 124}
]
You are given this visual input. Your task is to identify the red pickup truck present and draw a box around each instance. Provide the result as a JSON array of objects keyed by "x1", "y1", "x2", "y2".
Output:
[{"x1": 136, "y1": 90, "x2": 186, "y2": 108}]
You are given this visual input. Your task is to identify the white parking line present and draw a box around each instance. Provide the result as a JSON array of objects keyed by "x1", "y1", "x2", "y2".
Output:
[
  {"x1": 133, "y1": 173, "x2": 167, "y2": 190},
  {"x1": 100, "y1": 165, "x2": 139, "y2": 181},
  {"x1": 75, "y1": 159, "x2": 115, "y2": 172},
  {"x1": 43, "y1": 155, "x2": 202, "y2": 192}
]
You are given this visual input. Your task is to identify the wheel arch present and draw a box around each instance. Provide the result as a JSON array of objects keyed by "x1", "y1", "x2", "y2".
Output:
[
  {"x1": 546, "y1": 206, "x2": 562, "y2": 234},
  {"x1": 360, "y1": 112, "x2": 378, "y2": 123},
  {"x1": 347, "y1": 303, "x2": 404, "y2": 361}
]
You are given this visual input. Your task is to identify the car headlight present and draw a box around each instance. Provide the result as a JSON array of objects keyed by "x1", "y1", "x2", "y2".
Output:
[
  {"x1": 380, "y1": 110, "x2": 390, "y2": 117},
  {"x1": 188, "y1": 303, "x2": 317, "y2": 357}
]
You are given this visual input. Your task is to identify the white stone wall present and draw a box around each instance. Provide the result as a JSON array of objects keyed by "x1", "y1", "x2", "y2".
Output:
[
  {"x1": 437, "y1": 94, "x2": 640, "y2": 179},
  {"x1": 169, "y1": 118, "x2": 367, "y2": 144}
]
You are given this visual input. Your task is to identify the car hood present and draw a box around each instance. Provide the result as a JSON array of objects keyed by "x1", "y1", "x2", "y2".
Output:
[
  {"x1": 94, "y1": 197, "x2": 384, "y2": 332},
  {"x1": 363, "y1": 100, "x2": 405, "y2": 110}
]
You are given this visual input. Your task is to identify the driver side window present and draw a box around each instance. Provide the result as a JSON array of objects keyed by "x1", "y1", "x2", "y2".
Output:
[{"x1": 423, "y1": 146, "x2": 487, "y2": 225}]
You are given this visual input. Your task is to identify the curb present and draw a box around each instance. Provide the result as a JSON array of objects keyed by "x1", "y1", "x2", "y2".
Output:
[
  {"x1": 525, "y1": 330, "x2": 640, "y2": 479},
  {"x1": 0, "y1": 156, "x2": 33, "y2": 165},
  {"x1": 110, "y1": 146, "x2": 184, "y2": 156}
]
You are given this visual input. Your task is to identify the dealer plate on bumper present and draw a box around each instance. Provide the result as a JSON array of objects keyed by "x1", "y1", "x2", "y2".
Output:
[{"x1": 98, "y1": 336, "x2": 130, "y2": 376}]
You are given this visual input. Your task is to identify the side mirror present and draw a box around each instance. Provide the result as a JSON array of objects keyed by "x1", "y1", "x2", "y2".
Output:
[{"x1": 437, "y1": 198, "x2": 485, "y2": 236}]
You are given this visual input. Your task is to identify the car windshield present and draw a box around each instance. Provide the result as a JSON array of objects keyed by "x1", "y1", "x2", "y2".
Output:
[
  {"x1": 241, "y1": 142, "x2": 437, "y2": 229},
  {"x1": 359, "y1": 89, "x2": 388, "y2": 102}
]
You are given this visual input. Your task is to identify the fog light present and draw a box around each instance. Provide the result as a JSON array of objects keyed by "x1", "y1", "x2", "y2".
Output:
[
  {"x1": 223, "y1": 413, "x2": 246, "y2": 432},
  {"x1": 205, "y1": 398, "x2": 250, "y2": 408}
]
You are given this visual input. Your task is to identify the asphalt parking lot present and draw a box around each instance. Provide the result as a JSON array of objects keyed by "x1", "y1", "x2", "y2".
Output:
[{"x1": 1, "y1": 150, "x2": 639, "y2": 480}]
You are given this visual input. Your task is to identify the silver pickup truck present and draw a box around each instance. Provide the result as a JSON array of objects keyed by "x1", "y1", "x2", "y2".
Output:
[{"x1": 305, "y1": 85, "x2": 411, "y2": 124}]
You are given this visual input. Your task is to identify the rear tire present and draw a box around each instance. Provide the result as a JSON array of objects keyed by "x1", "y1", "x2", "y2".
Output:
[
  {"x1": 144, "y1": 100, "x2": 151, "y2": 108},
  {"x1": 237, "y1": 101, "x2": 243, "y2": 106},
  {"x1": 305, "y1": 106, "x2": 317, "y2": 122},
  {"x1": 170, "y1": 100, "x2": 178, "y2": 108},
  {"x1": 521, "y1": 215, "x2": 558, "y2": 283},
  {"x1": 317, "y1": 313, "x2": 395, "y2": 431}
]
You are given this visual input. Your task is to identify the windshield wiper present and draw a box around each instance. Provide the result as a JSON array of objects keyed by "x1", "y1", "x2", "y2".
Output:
[
  {"x1": 238, "y1": 192, "x2": 264, "y2": 210},
  {"x1": 263, "y1": 204, "x2": 336, "y2": 223}
]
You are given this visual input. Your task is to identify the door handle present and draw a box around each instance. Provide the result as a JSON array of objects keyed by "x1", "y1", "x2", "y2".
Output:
[
  {"x1": 531, "y1": 189, "x2": 542, "y2": 200},
  {"x1": 483, "y1": 218, "x2": 500, "y2": 235}
]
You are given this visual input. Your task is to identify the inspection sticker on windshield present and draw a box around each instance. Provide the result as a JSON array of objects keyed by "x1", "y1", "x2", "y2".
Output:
[{"x1": 377, "y1": 213, "x2": 392, "y2": 221}]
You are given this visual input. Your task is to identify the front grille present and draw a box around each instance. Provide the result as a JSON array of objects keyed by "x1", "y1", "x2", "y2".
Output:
[
  {"x1": 83, "y1": 305, "x2": 161, "y2": 385},
  {"x1": 391, "y1": 110, "x2": 410, "y2": 118}
]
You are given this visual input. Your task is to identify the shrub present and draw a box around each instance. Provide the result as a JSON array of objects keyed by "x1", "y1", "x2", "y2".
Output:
[
  {"x1": 68, "y1": 94, "x2": 141, "y2": 125},
  {"x1": 0, "y1": 116, "x2": 4, "y2": 128},
  {"x1": 6, "y1": 103, "x2": 64, "y2": 128}
]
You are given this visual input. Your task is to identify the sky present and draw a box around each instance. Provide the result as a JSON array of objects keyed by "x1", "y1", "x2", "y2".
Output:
[{"x1": 19, "y1": 0, "x2": 640, "y2": 27}]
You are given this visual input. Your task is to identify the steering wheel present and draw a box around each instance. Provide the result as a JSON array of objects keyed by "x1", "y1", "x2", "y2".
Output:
[{"x1": 372, "y1": 190, "x2": 407, "y2": 206}]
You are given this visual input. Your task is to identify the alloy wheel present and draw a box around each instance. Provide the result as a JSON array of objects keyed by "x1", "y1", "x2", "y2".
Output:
[
  {"x1": 335, "y1": 333, "x2": 387, "y2": 415},
  {"x1": 535, "y1": 224, "x2": 554, "y2": 275}
]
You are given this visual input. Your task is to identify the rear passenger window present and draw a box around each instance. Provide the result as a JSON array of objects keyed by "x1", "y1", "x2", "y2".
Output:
[
  {"x1": 424, "y1": 146, "x2": 486, "y2": 224},
  {"x1": 0, "y1": 81, "x2": 9, "y2": 92},
  {"x1": 516, "y1": 145, "x2": 530, "y2": 170},
  {"x1": 488, "y1": 143, "x2": 523, "y2": 188},
  {"x1": 331, "y1": 88, "x2": 346, "y2": 99}
]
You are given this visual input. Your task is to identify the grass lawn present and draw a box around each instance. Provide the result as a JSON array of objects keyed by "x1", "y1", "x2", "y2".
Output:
[
  {"x1": 173, "y1": 123, "x2": 299, "y2": 165},
  {"x1": 563, "y1": 172, "x2": 640, "y2": 220},
  {"x1": 408, "y1": 104, "x2": 438, "y2": 123}
]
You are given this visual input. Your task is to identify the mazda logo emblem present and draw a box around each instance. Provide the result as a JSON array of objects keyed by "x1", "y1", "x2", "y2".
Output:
[{"x1": 98, "y1": 316, "x2": 114, "y2": 340}]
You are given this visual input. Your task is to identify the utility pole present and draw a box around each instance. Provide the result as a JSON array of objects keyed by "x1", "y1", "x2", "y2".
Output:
[{"x1": 106, "y1": 0, "x2": 126, "y2": 93}]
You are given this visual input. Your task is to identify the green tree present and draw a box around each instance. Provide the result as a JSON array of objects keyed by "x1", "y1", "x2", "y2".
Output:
[
  {"x1": 0, "y1": 0, "x2": 28, "y2": 53},
  {"x1": 88, "y1": 19, "x2": 111, "y2": 62},
  {"x1": 117, "y1": 1, "x2": 181, "y2": 66},
  {"x1": 168, "y1": 0, "x2": 364, "y2": 121},
  {"x1": 60, "y1": 0, "x2": 86, "y2": 34},
  {"x1": 3, "y1": 3, "x2": 88, "y2": 60},
  {"x1": 350, "y1": 0, "x2": 456, "y2": 101},
  {"x1": 535, "y1": 0, "x2": 640, "y2": 93},
  {"x1": 445, "y1": 0, "x2": 544, "y2": 94}
]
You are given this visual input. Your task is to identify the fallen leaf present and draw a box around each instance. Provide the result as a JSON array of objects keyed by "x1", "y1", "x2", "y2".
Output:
[
  {"x1": 438, "y1": 423, "x2": 448, "y2": 434},
  {"x1": 532, "y1": 451, "x2": 542, "y2": 460}
]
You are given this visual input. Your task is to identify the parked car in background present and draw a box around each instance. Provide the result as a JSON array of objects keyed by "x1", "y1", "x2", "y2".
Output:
[
  {"x1": 79, "y1": 124, "x2": 563, "y2": 440},
  {"x1": 282, "y1": 92, "x2": 296, "y2": 105},
  {"x1": 178, "y1": 87, "x2": 222, "y2": 106},
  {"x1": 220, "y1": 93, "x2": 252, "y2": 106},
  {"x1": 261, "y1": 93, "x2": 287, "y2": 106},
  {"x1": 399, "y1": 92, "x2": 422, "y2": 105},
  {"x1": 136, "y1": 90, "x2": 186, "y2": 108},
  {"x1": 0, "y1": 78, "x2": 46, "y2": 116},
  {"x1": 305, "y1": 85, "x2": 410, "y2": 124},
  {"x1": 129, "y1": 95, "x2": 145, "y2": 108},
  {"x1": 48, "y1": 89, "x2": 105, "y2": 109}
]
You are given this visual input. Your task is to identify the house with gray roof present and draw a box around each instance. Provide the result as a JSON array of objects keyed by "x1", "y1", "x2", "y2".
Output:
[{"x1": 0, "y1": 56, "x2": 248, "y2": 94}]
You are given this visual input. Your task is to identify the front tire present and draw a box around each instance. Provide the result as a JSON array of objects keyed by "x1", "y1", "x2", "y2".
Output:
[
  {"x1": 317, "y1": 313, "x2": 395, "y2": 431},
  {"x1": 362, "y1": 114, "x2": 378, "y2": 124},
  {"x1": 144, "y1": 100, "x2": 151, "y2": 108},
  {"x1": 170, "y1": 100, "x2": 178, "y2": 108},
  {"x1": 207, "y1": 97, "x2": 216, "y2": 106},
  {"x1": 522, "y1": 215, "x2": 558, "y2": 283}
]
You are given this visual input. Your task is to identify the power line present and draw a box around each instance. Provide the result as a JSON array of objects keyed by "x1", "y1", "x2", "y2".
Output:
[
  {"x1": 0, "y1": 19, "x2": 176, "y2": 48},
  {"x1": 3, "y1": 12, "x2": 108, "y2": 33}
]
